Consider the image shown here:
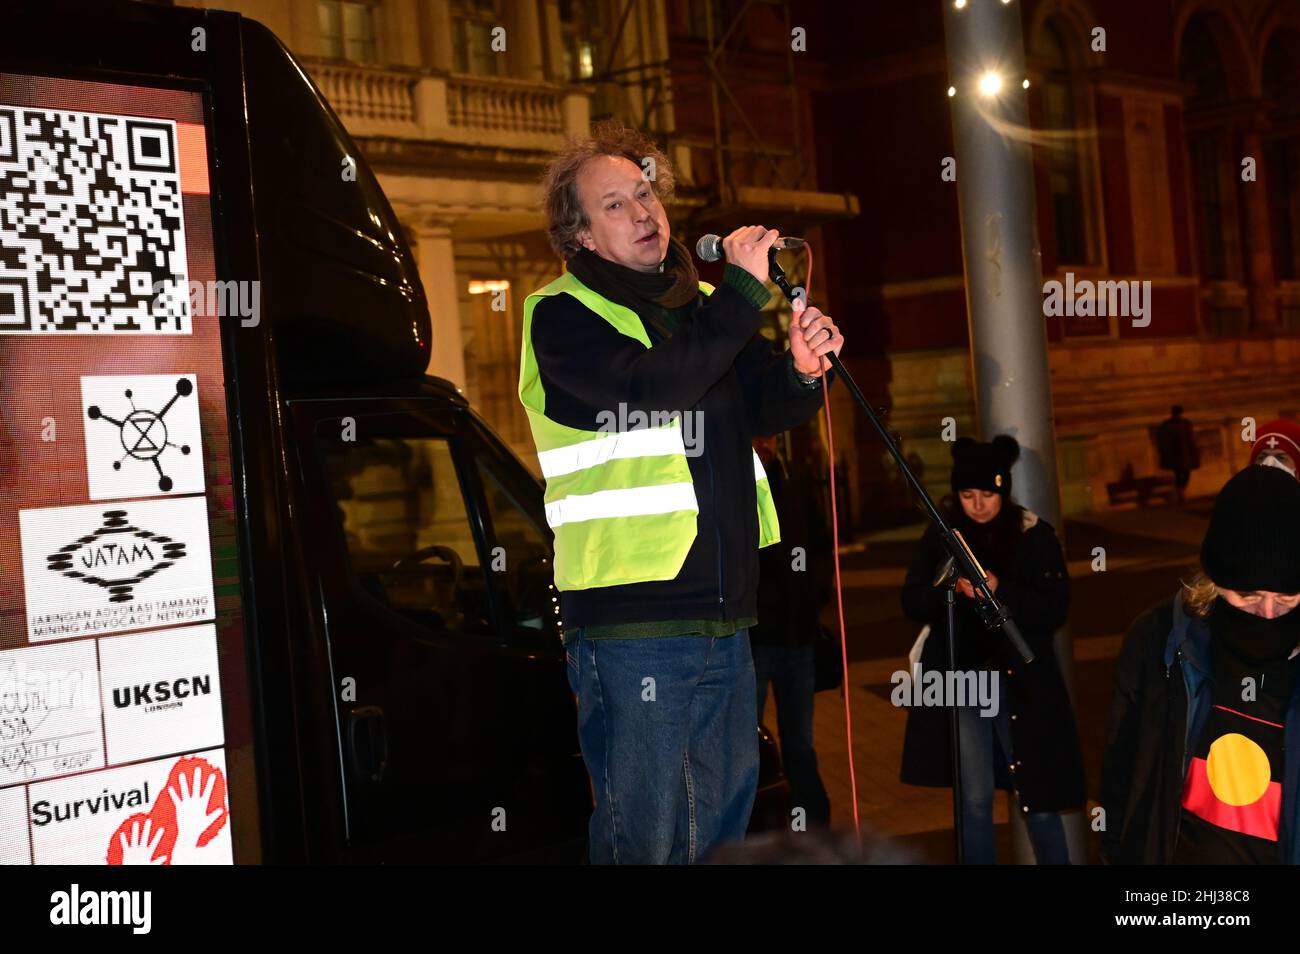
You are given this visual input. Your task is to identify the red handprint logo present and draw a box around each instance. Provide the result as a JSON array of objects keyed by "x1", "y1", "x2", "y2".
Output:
[
  {"x1": 107, "y1": 755, "x2": 229, "y2": 865},
  {"x1": 107, "y1": 813, "x2": 175, "y2": 865}
]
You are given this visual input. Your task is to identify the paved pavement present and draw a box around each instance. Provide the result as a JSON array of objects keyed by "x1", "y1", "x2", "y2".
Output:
[{"x1": 758, "y1": 497, "x2": 1214, "y2": 862}]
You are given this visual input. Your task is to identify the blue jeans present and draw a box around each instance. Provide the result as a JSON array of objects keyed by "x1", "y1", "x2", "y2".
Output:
[
  {"x1": 565, "y1": 626, "x2": 760, "y2": 864},
  {"x1": 955, "y1": 701, "x2": 1070, "y2": 864},
  {"x1": 753, "y1": 644, "x2": 831, "y2": 826}
]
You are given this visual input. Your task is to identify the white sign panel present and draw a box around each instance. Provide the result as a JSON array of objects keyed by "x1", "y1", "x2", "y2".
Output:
[
  {"x1": 0, "y1": 640, "x2": 103, "y2": 789},
  {"x1": 99, "y1": 624, "x2": 224, "y2": 765},
  {"x1": 20, "y1": 496, "x2": 214, "y2": 642},
  {"x1": 0, "y1": 786, "x2": 29, "y2": 864},
  {"x1": 29, "y1": 748, "x2": 231, "y2": 865},
  {"x1": 0, "y1": 105, "x2": 191, "y2": 335},
  {"x1": 80, "y1": 374, "x2": 205, "y2": 500}
]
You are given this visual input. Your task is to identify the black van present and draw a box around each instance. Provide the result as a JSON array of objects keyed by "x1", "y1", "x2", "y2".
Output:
[{"x1": 0, "y1": 0, "x2": 788, "y2": 866}]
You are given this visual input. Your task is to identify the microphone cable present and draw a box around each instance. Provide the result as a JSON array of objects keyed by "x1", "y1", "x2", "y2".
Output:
[{"x1": 798, "y1": 242, "x2": 860, "y2": 837}]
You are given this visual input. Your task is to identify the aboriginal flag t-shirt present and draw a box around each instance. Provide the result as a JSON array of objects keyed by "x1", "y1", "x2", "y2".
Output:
[{"x1": 1173, "y1": 624, "x2": 1298, "y2": 865}]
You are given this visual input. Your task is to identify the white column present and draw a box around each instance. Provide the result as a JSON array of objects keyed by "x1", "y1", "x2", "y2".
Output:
[
  {"x1": 385, "y1": 0, "x2": 424, "y2": 67},
  {"x1": 538, "y1": 0, "x2": 565, "y2": 81},
  {"x1": 284, "y1": 0, "x2": 315, "y2": 55},
  {"x1": 506, "y1": 0, "x2": 545, "y2": 82},
  {"x1": 424, "y1": 0, "x2": 454, "y2": 71},
  {"x1": 412, "y1": 220, "x2": 467, "y2": 388},
  {"x1": 562, "y1": 90, "x2": 590, "y2": 136},
  {"x1": 414, "y1": 75, "x2": 450, "y2": 138}
]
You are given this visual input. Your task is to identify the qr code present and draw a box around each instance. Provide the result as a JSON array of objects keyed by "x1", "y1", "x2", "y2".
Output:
[{"x1": 0, "y1": 105, "x2": 191, "y2": 334}]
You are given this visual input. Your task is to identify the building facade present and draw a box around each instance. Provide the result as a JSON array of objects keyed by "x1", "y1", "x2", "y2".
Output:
[
  {"x1": 180, "y1": 0, "x2": 857, "y2": 485},
  {"x1": 816, "y1": 0, "x2": 1300, "y2": 523},
  {"x1": 172, "y1": 0, "x2": 1299, "y2": 529}
]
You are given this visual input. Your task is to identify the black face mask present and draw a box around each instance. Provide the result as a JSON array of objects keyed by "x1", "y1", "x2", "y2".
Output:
[{"x1": 1208, "y1": 598, "x2": 1300, "y2": 664}]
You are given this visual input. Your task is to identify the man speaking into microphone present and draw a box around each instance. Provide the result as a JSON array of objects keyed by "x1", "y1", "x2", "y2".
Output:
[{"x1": 519, "y1": 122, "x2": 844, "y2": 864}]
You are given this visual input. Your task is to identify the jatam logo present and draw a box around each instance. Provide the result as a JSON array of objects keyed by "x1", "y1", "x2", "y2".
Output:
[{"x1": 45, "y1": 509, "x2": 186, "y2": 603}]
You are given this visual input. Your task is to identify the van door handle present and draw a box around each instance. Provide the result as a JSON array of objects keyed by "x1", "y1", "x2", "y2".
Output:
[{"x1": 347, "y1": 705, "x2": 388, "y2": 783}]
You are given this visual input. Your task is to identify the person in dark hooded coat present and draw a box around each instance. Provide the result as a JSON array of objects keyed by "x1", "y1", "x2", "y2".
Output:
[{"x1": 899, "y1": 435, "x2": 1085, "y2": 864}]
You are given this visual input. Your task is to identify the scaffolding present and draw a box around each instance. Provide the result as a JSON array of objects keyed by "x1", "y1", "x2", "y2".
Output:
[{"x1": 585, "y1": 0, "x2": 818, "y2": 220}]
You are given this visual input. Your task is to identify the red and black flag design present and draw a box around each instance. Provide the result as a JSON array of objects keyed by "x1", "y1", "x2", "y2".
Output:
[{"x1": 1181, "y1": 704, "x2": 1284, "y2": 841}]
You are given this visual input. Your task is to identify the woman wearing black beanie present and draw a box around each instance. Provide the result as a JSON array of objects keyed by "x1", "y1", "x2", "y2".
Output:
[
  {"x1": 899, "y1": 435, "x2": 1086, "y2": 863},
  {"x1": 1101, "y1": 465, "x2": 1300, "y2": 864}
]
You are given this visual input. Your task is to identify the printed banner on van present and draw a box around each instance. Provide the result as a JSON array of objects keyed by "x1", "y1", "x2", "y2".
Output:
[
  {"x1": 19, "y1": 496, "x2": 215, "y2": 642},
  {"x1": 99, "y1": 624, "x2": 225, "y2": 765},
  {"x1": 0, "y1": 786, "x2": 27, "y2": 864},
  {"x1": 1, "y1": 625, "x2": 224, "y2": 794},
  {"x1": 0, "y1": 104, "x2": 191, "y2": 336},
  {"x1": 0, "y1": 639, "x2": 104, "y2": 789},
  {"x1": 28, "y1": 749, "x2": 231, "y2": 865},
  {"x1": 80, "y1": 373, "x2": 206, "y2": 500},
  {"x1": 0, "y1": 69, "x2": 261, "y2": 865}
]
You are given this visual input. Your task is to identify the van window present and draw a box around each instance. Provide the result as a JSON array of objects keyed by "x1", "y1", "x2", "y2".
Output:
[
  {"x1": 320, "y1": 437, "x2": 493, "y2": 637},
  {"x1": 475, "y1": 459, "x2": 555, "y2": 640}
]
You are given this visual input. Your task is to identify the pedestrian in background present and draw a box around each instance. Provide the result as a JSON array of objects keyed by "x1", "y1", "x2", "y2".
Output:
[{"x1": 1156, "y1": 405, "x2": 1200, "y2": 506}]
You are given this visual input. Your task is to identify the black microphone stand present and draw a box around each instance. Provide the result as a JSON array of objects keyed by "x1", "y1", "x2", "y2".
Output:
[
  {"x1": 932, "y1": 556, "x2": 964, "y2": 863},
  {"x1": 767, "y1": 248, "x2": 1034, "y2": 864}
]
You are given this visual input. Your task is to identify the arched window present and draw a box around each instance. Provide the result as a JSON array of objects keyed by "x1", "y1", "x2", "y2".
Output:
[
  {"x1": 1263, "y1": 29, "x2": 1300, "y2": 282},
  {"x1": 1180, "y1": 15, "x2": 1241, "y2": 283},
  {"x1": 1039, "y1": 18, "x2": 1089, "y2": 266}
]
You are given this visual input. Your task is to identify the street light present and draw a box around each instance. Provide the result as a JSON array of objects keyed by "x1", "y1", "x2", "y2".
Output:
[{"x1": 977, "y1": 70, "x2": 1003, "y2": 97}]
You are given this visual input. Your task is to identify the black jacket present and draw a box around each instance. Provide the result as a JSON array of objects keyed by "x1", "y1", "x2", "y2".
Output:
[
  {"x1": 1156, "y1": 417, "x2": 1200, "y2": 471},
  {"x1": 1100, "y1": 593, "x2": 1300, "y2": 864},
  {"x1": 530, "y1": 269, "x2": 829, "y2": 628},
  {"x1": 750, "y1": 449, "x2": 833, "y2": 647},
  {"x1": 898, "y1": 509, "x2": 1087, "y2": 813}
]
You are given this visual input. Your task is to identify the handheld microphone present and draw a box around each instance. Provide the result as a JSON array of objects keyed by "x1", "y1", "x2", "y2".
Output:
[{"x1": 695, "y1": 233, "x2": 806, "y2": 262}]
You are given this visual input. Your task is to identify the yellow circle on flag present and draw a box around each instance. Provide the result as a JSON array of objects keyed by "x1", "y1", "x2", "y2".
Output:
[{"x1": 1205, "y1": 733, "x2": 1271, "y2": 806}]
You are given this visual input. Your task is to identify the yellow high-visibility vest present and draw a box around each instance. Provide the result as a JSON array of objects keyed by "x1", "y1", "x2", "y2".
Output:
[{"x1": 518, "y1": 271, "x2": 780, "y2": 591}]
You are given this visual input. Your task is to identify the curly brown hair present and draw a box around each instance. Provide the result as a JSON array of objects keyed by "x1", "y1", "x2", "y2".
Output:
[
  {"x1": 538, "y1": 120, "x2": 675, "y2": 260},
  {"x1": 1180, "y1": 566, "x2": 1219, "y2": 617}
]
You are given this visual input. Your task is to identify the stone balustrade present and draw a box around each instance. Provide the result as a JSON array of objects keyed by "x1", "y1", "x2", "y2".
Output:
[{"x1": 307, "y1": 60, "x2": 589, "y2": 150}]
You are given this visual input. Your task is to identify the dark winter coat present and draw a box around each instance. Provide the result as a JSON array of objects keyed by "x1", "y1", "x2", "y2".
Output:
[
  {"x1": 898, "y1": 507, "x2": 1087, "y2": 813},
  {"x1": 1156, "y1": 416, "x2": 1200, "y2": 472},
  {"x1": 750, "y1": 451, "x2": 832, "y2": 648},
  {"x1": 1099, "y1": 592, "x2": 1300, "y2": 864}
]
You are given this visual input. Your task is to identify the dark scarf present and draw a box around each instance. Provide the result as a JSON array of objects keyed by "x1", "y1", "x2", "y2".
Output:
[
  {"x1": 1208, "y1": 599, "x2": 1300, "y2": 667},
  {"x1": 565, "y1": 235, "x2": 700, "y2": 318}
]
